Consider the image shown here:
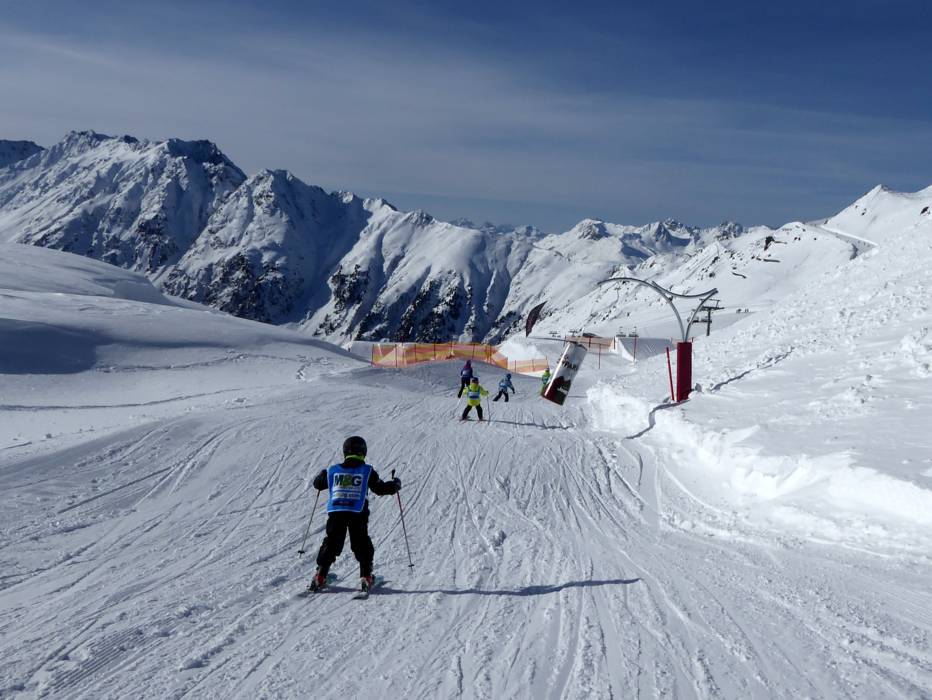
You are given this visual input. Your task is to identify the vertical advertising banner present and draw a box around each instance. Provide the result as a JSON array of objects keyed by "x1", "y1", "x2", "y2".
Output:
[{"x1": 542, "y1": 341, "x2": 588, "y2": 406}]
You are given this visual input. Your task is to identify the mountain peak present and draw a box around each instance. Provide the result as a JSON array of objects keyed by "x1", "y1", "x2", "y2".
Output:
[
  {"x1": 712, "y1": 220, "x2": 745, "y2": 239},
  {"x1": 646, "y1": 220, "x2": 669, "y2": 235},
  {"x1": 571, "y1": 219, "x2": 610, "y2": 240},
  {"x1": 62, "y1": 129, "x2": 110, "y2": 148},
  {"x1": 449, "y1": 219, "x2": 539, "y2": 237},
  {"x1": 363, "y1": 196, "x2": 397, "y2": 212},
  {"x1": 162, "y1": 138, "x2": 237, "y2": 169},
  {"x1": 0, "y1": 140, "x2": 44, "y2": 169},
  {"x1": 253, "y1": 168, "x2": 291, "y2": 183},
  {"x1": 405, "y1": 209, "x2": 434, "y2": 226},
  {"x1": 336, "y1": 189, "x2": 360, "y2": 205},
  {"x1": 40, "y1": 130, "x2": 143, "y2": 162}
]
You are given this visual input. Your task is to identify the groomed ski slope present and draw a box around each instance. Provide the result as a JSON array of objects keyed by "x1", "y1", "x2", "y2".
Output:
[{"x1": 2, "y1": 356, "x2": 930, "y2": 699}]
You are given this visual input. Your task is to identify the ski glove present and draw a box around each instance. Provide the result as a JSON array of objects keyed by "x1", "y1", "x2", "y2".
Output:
[{"x1": 392, "y1": 477, "x2": 402, "y2": 491}]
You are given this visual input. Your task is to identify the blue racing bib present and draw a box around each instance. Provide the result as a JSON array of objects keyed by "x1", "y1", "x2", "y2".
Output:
[{"x1": 326, "y1": 463, "x2": 373, "y2": 513}]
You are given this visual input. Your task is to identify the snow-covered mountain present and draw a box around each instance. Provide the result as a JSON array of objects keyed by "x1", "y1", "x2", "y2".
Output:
[
  {"x1": 0, "y1": 130, "x2": 757, "y2": 343},
  {"x1": 2, "y1": 130, "x2": 929, "y2": 348},
  {"x1": 0, "y1": 131, "x2": 245, "y2": 275},
  {"x1": 0, "y1": 140, "x2": 43, "y2": 169}
]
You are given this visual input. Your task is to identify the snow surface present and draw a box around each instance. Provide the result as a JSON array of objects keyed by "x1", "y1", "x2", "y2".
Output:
[{"x1": 2, "y1": 177, "x2": 932, "y2": 700}]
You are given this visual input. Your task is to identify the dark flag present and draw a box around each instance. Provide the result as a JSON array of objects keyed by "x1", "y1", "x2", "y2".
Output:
[{"x1": 525, "y1": 302, "x2": 546, "y2": 337}]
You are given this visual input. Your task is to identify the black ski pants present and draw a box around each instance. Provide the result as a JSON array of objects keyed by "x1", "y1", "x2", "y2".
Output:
[
  {"x1": 492, "y1": 389, "x2": 509, "y2": 402},
  {"x1": 462, "y1": 404, "x2": 484, "y2": 420},
  {"x1": 316, "y1": 509, "x2": 374, "y2": 577},
  {"x1": 457, "y1": 377, "x2": 470, "y2": 397}
]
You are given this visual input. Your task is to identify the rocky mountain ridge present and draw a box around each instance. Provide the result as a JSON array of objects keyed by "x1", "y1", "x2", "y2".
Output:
[
  {"x1": 0, "y1": 140, "x2": 44, "y2": 169},
  {"x1": 4, "y1": 130, "x2": 911, "y2": 344}
]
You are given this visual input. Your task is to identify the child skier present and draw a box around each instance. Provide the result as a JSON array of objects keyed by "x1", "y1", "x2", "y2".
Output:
[
  {"x1": 309, "y1": 435, "x2": 401, "y2": 592},
  {"x1": 492, "y1": 373, "x2": 516, "y2": 402},
  {"x1": 457, "y1": 360, "x2": 474, "y2": 398},
  {"x1": 539, "y1": 368, "x2": 552, "y2": 395},
  {"x1": 461, "y1": 377, "x2": 489, "y2": 421}
]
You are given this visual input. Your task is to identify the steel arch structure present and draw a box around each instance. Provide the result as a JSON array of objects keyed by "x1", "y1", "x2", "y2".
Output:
[
  {"x1": 597, "y1": 277, "x2": 717, "y2": 343},
  {"x1": 598, "y1": 277, "x2": 718, "y2": 401}
]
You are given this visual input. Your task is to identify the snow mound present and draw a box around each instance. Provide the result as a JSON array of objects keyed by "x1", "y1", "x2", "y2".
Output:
[
  {"x1": 897, "y1": 327, "x2": 932, "y2": 378},
  {"x1": 587, "y1": 382, "x2": 932, "y2": 545},
  {"x1": 0, "y1": 244, "x2": 359, "y2": 451},
  {"x1": 0, "y1": 243, "x2": 172, "y2": 302},
  {"x1": 495, "y1": 336, "x2": 548, "y2": 362},
  {"x1": 0, "y1": 319, "x2": 98, "y2": 374},
  {"x1": 655, "y1": 408, "x2": 932, "y2": 526}
]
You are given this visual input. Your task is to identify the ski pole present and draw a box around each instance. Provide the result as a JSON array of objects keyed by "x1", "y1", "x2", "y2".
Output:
[
  {"x1": 297, "y1": 489, "x2": 321, "y2": 555},
  {"x1": 391, "y1": 469, "x2": 415, "y2": 568}
]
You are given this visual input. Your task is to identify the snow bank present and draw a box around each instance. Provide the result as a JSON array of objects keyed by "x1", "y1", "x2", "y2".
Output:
[
  {"x1": 0, "y1": 319, "x2": 97, "y2": 374},
  {"x1": 588, "y1": 382, "x2": 932, "y2": 535},
  {"x1": 496, "y1": 337, "x2": 547, "y2": 362},
  {"x1": 0, "y1": 243, "x2": 172, "y2": 303},
  {"x1": 587, "y1": 382, "x2": 653, "y2": 433},
  {"x1": 653, "y1": 409, "x2": 932, "y2": 527},
  {"x1": 897, "y1": 327, "x2": 932, "y2": 378}
]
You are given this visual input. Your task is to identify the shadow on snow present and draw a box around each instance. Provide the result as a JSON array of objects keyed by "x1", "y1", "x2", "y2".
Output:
[
  {"x1": 377, "y1": 578, "x2": 641, "y2": 597},
  {"x1": 488, "y1": 419, "x2": 572, "y2": 431}
]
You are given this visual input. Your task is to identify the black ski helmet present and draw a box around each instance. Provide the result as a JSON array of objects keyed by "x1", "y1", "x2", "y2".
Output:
[{"x1": 342, "y1": 435, "x2": 367, "y2": 458}]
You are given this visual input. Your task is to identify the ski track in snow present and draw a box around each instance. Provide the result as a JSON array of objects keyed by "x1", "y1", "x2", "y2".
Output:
[
  {"x1": 1, "y1": 361, "x2": 931, "y2": 699},
  {"x1": 0, "y1": 365, "x2": 932, "y2": 698}
]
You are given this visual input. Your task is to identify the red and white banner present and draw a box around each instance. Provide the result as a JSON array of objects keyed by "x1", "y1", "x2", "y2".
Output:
[{"x1": 542, "y1": 341, "x2": 588, "y2": 406}]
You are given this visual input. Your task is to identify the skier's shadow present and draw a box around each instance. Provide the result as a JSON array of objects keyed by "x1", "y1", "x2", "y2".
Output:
[
  {"x1": 377, "y1": 578, "x2": 640, "y2": 597},
  {"x1": 488, "y1": 419, "x2": 571, "y2": 431}
]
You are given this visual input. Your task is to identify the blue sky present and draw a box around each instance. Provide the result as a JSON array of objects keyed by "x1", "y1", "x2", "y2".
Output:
[{"x1": 1, "y1": 0, "x2": 929, "y2": 231}]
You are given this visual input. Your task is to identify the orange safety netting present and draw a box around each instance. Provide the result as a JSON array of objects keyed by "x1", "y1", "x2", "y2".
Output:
[{"x1": 370, "y1": 342, "x2": 550, "y2": 374}]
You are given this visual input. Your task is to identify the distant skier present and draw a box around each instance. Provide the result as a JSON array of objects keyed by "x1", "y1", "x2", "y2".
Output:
[
  {"x1": 539, "y1": 368, "x2": 552, "y2": 395},
  {"x1": 309, "y1": 436, "x2": 401, "y2": 592},
  {"x1": 492, "y1": 373, "x2": 516, "y2": 402},
  {"x1": 457, "y1": 360, "x2": 474, "y2": 398},
  {"x1": 461, "y1": 377, "x2": 489, "y2": 421}
]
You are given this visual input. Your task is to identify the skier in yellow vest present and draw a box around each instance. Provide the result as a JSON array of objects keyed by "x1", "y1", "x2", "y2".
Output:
[
  {"x1": 461, "y1": 377, "x2": 489, "y2": 421},
  {"x1": 539, "y1": 368, "x2": 551, "y2": 396}
]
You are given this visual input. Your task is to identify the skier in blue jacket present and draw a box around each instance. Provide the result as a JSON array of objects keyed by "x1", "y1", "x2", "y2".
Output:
[
  {"x1": 309, "y1": 436, "x2": 400, "y2": 592},
  {"x1": 492, "y1": 373, "x2": 516, "y2": 402}
]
